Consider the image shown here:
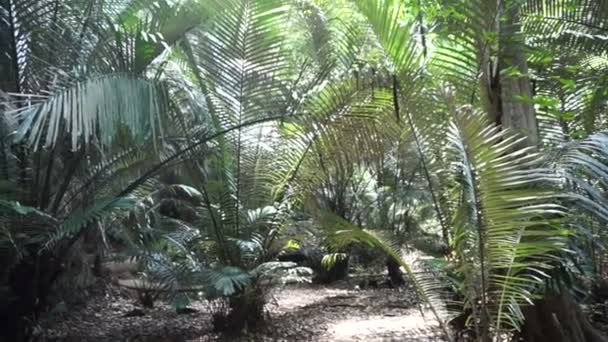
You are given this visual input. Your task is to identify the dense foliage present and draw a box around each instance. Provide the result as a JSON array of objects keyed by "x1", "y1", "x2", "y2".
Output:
[{"x1": 2, "y1": 0, "x2": 608, "y2": 341}]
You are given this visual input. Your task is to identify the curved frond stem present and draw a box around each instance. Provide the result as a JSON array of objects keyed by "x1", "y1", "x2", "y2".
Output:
[{"x1": 399, "y1": 82, "x2": 450, "y2": 249}]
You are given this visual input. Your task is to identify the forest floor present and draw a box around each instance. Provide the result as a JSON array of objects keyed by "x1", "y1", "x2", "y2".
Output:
[{"x1": 38, "y1": 282, "x2": 445, "y2": 342}]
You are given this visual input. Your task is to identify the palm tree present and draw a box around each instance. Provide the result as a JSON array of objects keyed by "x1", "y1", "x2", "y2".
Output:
[
  {"x1": 280, "y1": 0, "x2": 608, "y2": 341},
  {"x1": 0, "y1": 1, "x2": 207, "y2": 340},
  {"x1": 2, "y1": 0, "x2": 608, "y2": 341},
  {"x1": 0, "y1": 0, "x2": 373, "y2": 336}
]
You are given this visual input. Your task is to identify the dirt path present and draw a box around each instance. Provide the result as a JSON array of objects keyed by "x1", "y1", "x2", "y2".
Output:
[
  {"x1": 269, "y1": 286, "x2": 445, "y2": 341},
  {"x1": 326, "y1": 311, "x2": 438, "y2": 341},
  {"x1": 38, "y1": 284, "x2": 446, "y2": 341}
]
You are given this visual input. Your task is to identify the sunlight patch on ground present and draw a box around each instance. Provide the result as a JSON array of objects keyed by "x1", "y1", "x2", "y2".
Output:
[
  {"x1": 271, "y1": 287, "x2": 353, "y2": 312},
  {"x1": 327, "y1": 309, "x2": 443, "y2": 341}
]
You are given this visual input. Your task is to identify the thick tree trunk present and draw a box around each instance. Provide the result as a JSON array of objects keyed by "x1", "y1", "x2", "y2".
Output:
[
  {"x1": 475, "y1": 3, "x2": 606, "y2": 342},
  {"x1": 478, "y1": 2, "x2": 539, "y2": 148},
  {"x1": 497, "y1": 3, "x2": 539, "y2": 147},
  {"x1": 517, "y1": 291, "x2": 608, "y2": 342}
]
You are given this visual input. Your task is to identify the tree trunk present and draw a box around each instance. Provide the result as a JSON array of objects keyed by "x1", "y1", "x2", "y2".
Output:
[
  {"x1": 216, "y1": 284, "x2": 267, "y2": 334},
  {"x1": 475, "y1": 3, "x2": 606, "y2": 342},
  {"x1": 386, "y1": 256, "x2": 405, "y2": 287},
  {"x1": 516, "y1": 291, "x2": 608, "y2": 342},
  {"x1": 325, "y1": 255, "x2": 349, "y2": 283},
  {"x1": 478, "y1": 1, "x2": 539, "y2": 148},
  {"x1": 0, "y1": 0, "x2": 20, "y2": 94},
  {"x1": 497, "y1": 3, "x2": 539, "y2": 148}
]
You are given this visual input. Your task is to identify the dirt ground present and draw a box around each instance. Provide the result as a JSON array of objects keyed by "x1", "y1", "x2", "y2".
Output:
[{"x1": 37, "y1": 283, "x2": 446, "y2": 341}]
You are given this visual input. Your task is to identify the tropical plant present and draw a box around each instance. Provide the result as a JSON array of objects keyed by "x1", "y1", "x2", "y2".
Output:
[
  {"x1": 274, "y1": 0, "x2": 608, "y2": 341},
  {"x1": 0, "y1": 0, "x2": 209, "y2": 340},
  {"x1": 93, "y1": 0, "x2": 364, "y2": 332},
  {"x1": 3, "y1": 0, "x2": 608, "y2": 341}
]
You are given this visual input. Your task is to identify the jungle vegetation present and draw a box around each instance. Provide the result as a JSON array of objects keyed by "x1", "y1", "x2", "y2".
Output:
[{"x1": 2, "y1": 0, "x2": 608, "y2": 341}]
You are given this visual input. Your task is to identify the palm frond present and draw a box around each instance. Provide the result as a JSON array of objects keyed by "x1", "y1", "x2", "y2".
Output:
[
  {"x1": 199, "y1": 266, "x2": 251, "y2": 298},
  {"x1": 447, "y1": 109, "x2": 569, "y2": 334},
  {"x1": 193, "y1": 0, "x2": 292, "y2": 126},
  {"x1": 550, "y1": 132, "x2": 608, "y2": 222},
  {"x1": 43, "y1": 196, "x2": 137, "y2": 252},
  {"x1": 523, "y1": 0, "x2": 608, "y2": 56},
  {"x1": 10, "y1": 74, "x2": 166, "y2": 150},
  {"x1": 354, "y1": 0, "x2": 423, "y2": 76},
  {"x1": 270, "y1": 78, "x2": 396, "y2": 205}
]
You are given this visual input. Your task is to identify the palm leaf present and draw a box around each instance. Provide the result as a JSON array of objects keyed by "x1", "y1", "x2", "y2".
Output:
[
  {"x1": 448, "y1": 109, "x2": 569, "y2": 334},
  {"x1": 199, "y1": 266, "x2": 251, "y2": 298},
  {"x1": 10, "y1": 74, "x2": 166, "y2": 150}
]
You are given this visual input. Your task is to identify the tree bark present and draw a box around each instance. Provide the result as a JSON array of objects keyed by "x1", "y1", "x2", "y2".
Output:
[
  {"x1": 478, "y1": 1, "x2": 539, "y2": 148},
  {"x1": 497, "y1": 3, "x2": 539, "y2": 147},
  {"x1": 516, "y1": 291, "x2": 608, "y2": 342}
]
